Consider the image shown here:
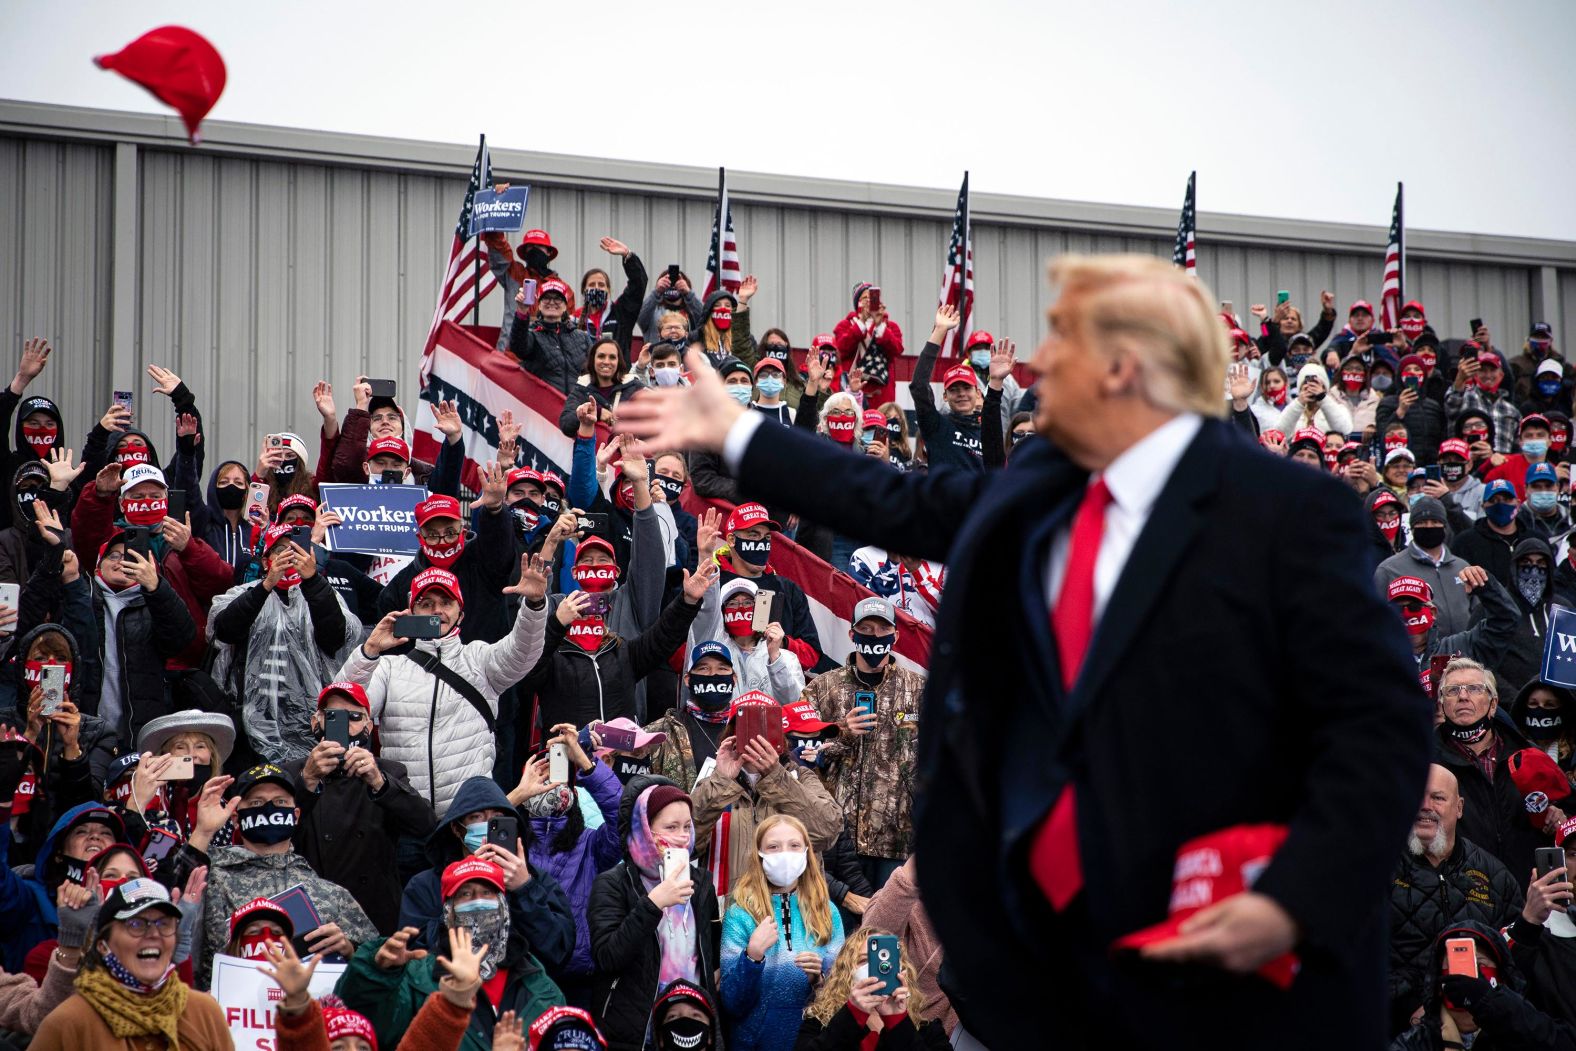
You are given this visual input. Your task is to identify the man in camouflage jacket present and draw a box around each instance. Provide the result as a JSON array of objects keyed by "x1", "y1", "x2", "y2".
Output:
[{"x1": 805, "y1": 597, "x2": 925, "y2": 889}]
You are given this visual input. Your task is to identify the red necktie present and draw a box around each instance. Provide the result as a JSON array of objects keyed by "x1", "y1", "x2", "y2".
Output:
[{"x1": 1031, "y1": 478, "x2": 1112, "y2": 911}]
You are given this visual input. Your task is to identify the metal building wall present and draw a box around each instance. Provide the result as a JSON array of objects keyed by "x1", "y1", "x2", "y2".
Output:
[{"x1": 1, "y1": 100, "x2": 1573, "y2": 472}]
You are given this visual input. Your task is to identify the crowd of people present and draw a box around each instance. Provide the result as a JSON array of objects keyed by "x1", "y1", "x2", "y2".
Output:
[{"x1": 0, "y1": 217, "x2": 1569, "y2": 1050}]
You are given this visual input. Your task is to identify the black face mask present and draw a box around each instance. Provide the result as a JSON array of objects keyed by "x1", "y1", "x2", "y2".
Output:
[
  {"x1": 190, "y1": 763, "x2": 212, "y2": 789},
  {"x1": 688, "y1": 674, "x2": 735, "y2": 709},
  {"x1": 851, "y1": 630, "x2": 896, "y2": 664},
  {"x1": 61, "y1": 857, "x2": 86, "y2": 887},
  {"x1": 541, "y1": 493, "x2": 562, "y2": 516},
  {"x1": 1446, "y1": 712, "x2": 1495, "y2": 745},
  {"x1": 236, "y1": 803, "x2": 298, "y2": 845},
  {"x1": 734, "y1": 536, "x2": 771, "y2": 567},
  {"x1": 215, "y1": 484, "x2": 246, "y2": 510},
  {"x1": 1412, "y1": 525, "x2": 1446, "y2": 550},
  {"x1": 524, "y1": 247, "x2": 554, "y2": 274},
  {"x1": 611, "y1": 755, "x2": 651, "y2": 785},
  {"x1": 885, "y1": 422, "x2": 902, "y2": 439},
  {"x1": 273, "y1": 461, "x2": 297, "y2": 480},
  {"x1": 761, "y1": 344, "x2": 790, "y2": 360},
  {"x1": 511, "y1": 501, "x2": 542, "y2": 539},
  {"x1": 1526, "y1": 711, "x2": 1564, "y2": 742},
  {"x1": 1439, "y1": 463, "x2": 1467, "y2": 484},
  {"x1": 658, "y1": 1017, "x2": 713, "y2": 1051},
  {"x1": 655, "y1": 476, "x2": 686, "y2": 505}
]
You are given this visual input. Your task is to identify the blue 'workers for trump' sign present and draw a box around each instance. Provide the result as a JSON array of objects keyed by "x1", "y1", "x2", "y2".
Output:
[
  {"x1": 467, "y1": 186, "x2": 530, "y2": 235},
  {"x1": 318, "y1": 483, "x2": 426, "y2": 557},
  {"x1": 1541, "y1": 604, "x2": 1576, "y2": 688}
]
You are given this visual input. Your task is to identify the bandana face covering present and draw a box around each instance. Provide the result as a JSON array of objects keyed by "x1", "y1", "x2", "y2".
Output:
[
  {"x1": 1519, "y1": 564, "x2": 1549, "y2": 604},
  {"x1": 1378, "y1": 519, "x2": 1401, "y2": 542},
  {"x1": 723, "y1": 607, "x2": 755, "y2": 638},
  {"x1": 526, "y1": 784, "x2": 575, "y2": 818},
  {"x1": 120, "y1": 496, "x2": 167, "y2": 526},
  {"x1": 826, "y1": 415, "x2": 858, "y2": 444},
  {"x1": 583, "y1": 288, "x2": 608, "y2": 311},
  {"x1": 572, "y1": 563, "x2": 619, "y2": 593},
  {"x1": 449, "y1": 898, "x2": 510, "y2": 980},
  {"x1": 567, "y1": 618, "x2": 606, "y2": 653},
  {"x1": 21, "y1": 424, "x2": 56, "y2": 453}
]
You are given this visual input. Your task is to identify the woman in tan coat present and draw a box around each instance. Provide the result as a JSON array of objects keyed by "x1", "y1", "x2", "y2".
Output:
[{"x1": 31, "y1": 878, "x2": 231, "y2": 1050}]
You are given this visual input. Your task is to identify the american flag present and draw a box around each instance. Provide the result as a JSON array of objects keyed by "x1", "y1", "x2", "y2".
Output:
[
  {"x1": 703, "y1": 167, "x2": 741, "y2": 297},
  {"x1": 936, "y1": 172, "x2": 974, "y2": 357},
  {"x1": 1379, "y1": 183, "x2": 1404, "y2": 330},
  {"x1": 1172, "y1": 170, "x2": 1196, "y2": 275},
  {"x1": 420, "y1": 135, "x2": 498, "y2": 382}
]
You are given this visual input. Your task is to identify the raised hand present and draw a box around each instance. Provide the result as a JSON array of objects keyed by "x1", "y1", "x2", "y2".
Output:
[
  {"x1": 434, "y1": 399, "x2": 463, "y2": 441},
  {"x1": 713, "y1": 736, "x2": 742, "y2": 781},
  {"x1": 682, "y1": 560, "x2": 718, "y2": 603},
  {"x1": 146, "y1": 364, "x2": 181, "y2": 397},
  {"x1": 100, "y1": 403, "x2": 132, "y2": 433},
  {"x1": 612, "y1": 351, "x2": 745, "y2": 458},
  {"x1": 988, "y1": 338, "x2": 1016, "y2": 384},
  {"x1": 933, "y1": 303, "x2": 961, "y2": 333},
  {"x1": 352, "y1": 376, "x2": 372, "y2": 411},
  {"x1": 312, "y1": 381, "x2": 336, "y2": 420},
  {"x1": 696, "y1": 507, "x2": 722, "y2": 563},
  {"x1": 1249, "y1": 304, "x2": 1268, "y2": 321},
  {"x1": 364, "y1": 609, "x2": 413, "y2": 658},
  {"x1": 619, "y1": 438, "x2": 649, "y2": 483},
  {"x1": 45, "y1": 447, "x2": 82, "y2": 489},
  {"x1": 160, "y1": 513, "x2": 193, "y2": 553},
  {"x1": 512, "y1": 754, "x2": 553, "y2": 803},
  {"x1": 599, "y1": 237, "x2": 630, "y2": 258},
  {"x1": 1227, "y1": 361, "x2": 1256, "y2": 404},
  {"x1": 493, "y1": 1011, "x2": 526, "y2": 1051},
  {"x1": 18, "y1": 338, "x2": 52, "y2": 384},
  {"x1": 738, "y1": 274, "x2": 758, "y2": 304},
  {"x1": 259, "y1": 937, "x2": 320, "y2": 1008},
  {"x1": 311, "y1": 508, "x2": 343, "y2": 546},
  {"x1": 93, "y1": 461, "x2": 123, "y2": 496},
  {"x1": 555, "y1": 591, "x2": 591, "y2": 627},
  {"x1": 122, "y1": 548, "x2": 160, "y2": 592},
  {"x1": 32, "y1": 502, "x2": 63, "y2": 546},
  {"x1": 437, "y1": 924, "x2": 487, "y2": 1004},
  {"x1": 498, "y1": 409, "x2": 520, "y2": 463},
  {"x1": 477, "y1": 459, "x2": 507, "y2": 509},
  {"x1": 175, "y1": 413, "x2": 199, "y2": 441},
  {"x1": 504, "y1": 553, "x2": 551, "y2": 602}
]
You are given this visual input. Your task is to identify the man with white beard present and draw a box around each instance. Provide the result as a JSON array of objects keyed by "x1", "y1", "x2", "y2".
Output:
[
  {"x1": 1388, "y1": 764, "x2": 1523, "y2": 1033},
  {"x1": 1502, "y1": 816, "x2": 1576, "y2": 1026}
]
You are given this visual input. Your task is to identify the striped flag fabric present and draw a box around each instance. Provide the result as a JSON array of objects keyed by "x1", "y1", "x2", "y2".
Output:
[
  {"x1": 1172, "y1": 170, "x2": 1196, "y2": 275},
  {"x1": 419, "y1": 135, "x2": 498, "y2": 382},
  {"x1": 936, "y1": 172, "x2": 974, "y2": 357},
  {"x1": 1379, "y1": 183, "x2": 1404, "y2": 330},
  {"x1": 703, "y1": 167, "x2": 741, "y2": 297}
]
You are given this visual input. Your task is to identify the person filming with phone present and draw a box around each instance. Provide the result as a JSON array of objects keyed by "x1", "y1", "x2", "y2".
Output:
[
  {"x1": 1500, "y1": 816, "x2": 1576, "y2": 1027},
  {"x1": 285, "y1": 682, "x2": 435, "y2": 936},
  {"x1": 796, "y1": 927, "x2": 947, "y2": 1051}
]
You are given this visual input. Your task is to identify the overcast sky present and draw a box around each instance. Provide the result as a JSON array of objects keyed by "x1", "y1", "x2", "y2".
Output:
[{"x1": 4, "y1": 0, "x2": 1573, "y2": 241}]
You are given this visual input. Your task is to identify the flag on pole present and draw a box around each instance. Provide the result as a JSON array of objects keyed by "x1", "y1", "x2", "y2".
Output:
[
  {"x1": 1171, "y1": 171, "x2": 1196, "y2": 276},
  {"x1": 703, "y1": 167, "x2": 741, "y2": 298},
  {"x1": 936, "y1": 172, "x2": 974, "y2": 357},
  {"x1": 1379, "y1": 183, "x2": 1404, "y2": 330},
  {"x1": 419, "y1": 136, "x2": 497, "y2": 383}
]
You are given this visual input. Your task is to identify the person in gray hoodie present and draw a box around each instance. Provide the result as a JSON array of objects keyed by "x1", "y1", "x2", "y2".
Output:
[{"x1": 1376, "y1": 495, "x2": 1478, "y2": 638}]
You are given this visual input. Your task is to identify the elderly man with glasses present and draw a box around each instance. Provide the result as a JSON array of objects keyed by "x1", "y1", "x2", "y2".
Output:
[{"x1": 1433, "y1": 656, "x2": 1544, "y2": 878}]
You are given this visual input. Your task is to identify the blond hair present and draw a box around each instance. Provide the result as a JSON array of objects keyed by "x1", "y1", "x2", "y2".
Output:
[
  {"x1": 731, "y1": 815, "x2": 835, "y2": 947},
  {"x1": 807, "y1": 926, "x2": 927, "y2": 1026},
  {"x1": 1441, "y1": 656, "x2": 1497, "y2": 700},
  {"x1": 1047, "y1": 254, "x2": 1230, "y2": 418}
]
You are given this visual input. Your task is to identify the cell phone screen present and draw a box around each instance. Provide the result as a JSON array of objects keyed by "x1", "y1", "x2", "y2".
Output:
[{"x1": 166, "y1": 490, "x2": 186, "y2": 522}]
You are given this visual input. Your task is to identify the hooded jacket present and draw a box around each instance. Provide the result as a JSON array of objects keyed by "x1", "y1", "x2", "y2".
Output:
[
  {"x1": 1509, "y1": 681, "x2": 1576, "y2": 781},
  {"x1": 508, "y1": 310, "x2": 596, "y2": 396},
  {"x1": 84, "y1": 564, "x2": 198, "y2": 744},
  {"x1": 588, "y1": 774, "x2": 722, "y2": 1051},
  {"x1": 0, "y1": 396, "x2": 63, "y2": 531},
  {"x1": 691, "y1": 757, "x2": 844, "y2": 899},
  {"x1": 195, "y1": 459, "x2": 251, "y2": 569},
  {"x1": 1497, "y1": 536, "x2": 1557, "y2": 700},
  {"x1": 0, "y1": 803, "x2": 126, "y2": 974},
  {"x1": 0, "y1": 459, "x2": 72, "y2": 587},
  {"x1": 338, "y1": 598, "x2": 547, "y2": 816},
  {"x1": 557, "y1": 372, "x2": 650, "y2": 437},
  {"x1": 526, "y1": 758, "x2": 624, "y2": 977},
  {"x1": 396, "y1": 774, "x2": 576, "y2": 966},
  {"x1": 1445, "y1": 353, "x2": 1523, "y2": 455},
  {"x1": 1364, "y1": 489, "x2": 1410, "y2": 570},
  {"x1": 1452, "y1": 512, "x2": 1551, "y2": 594},
  {"x1": 575, "y1": 251, "x2": 648, "y2": 357},
  {"x1": 1504, "y1": 896, "x2": 1576, "y2": 1028},
  {"x1": 3, "y1": 620, "x2": 116, "y2": 797}
]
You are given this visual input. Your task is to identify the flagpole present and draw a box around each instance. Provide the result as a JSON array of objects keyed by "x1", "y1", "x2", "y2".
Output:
[
  {"x1": 471, "y1": 134, "x2": 486, "y2": 327},
  {"x1": 1396, "y1": 182, "x2": 1405, "y2": 309},
  {"x1": 958, "y1": 171, "x2": 969, "y2": 359}
]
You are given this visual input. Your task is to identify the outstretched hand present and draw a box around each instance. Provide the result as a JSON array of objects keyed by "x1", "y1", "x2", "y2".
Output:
[{"x1": 613, "y1": 351, "x2": 743, "y2": 458}]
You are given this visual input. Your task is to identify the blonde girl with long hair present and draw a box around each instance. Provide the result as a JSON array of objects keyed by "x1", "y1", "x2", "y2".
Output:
[
  {"x1": 798, "y1": 927, "x2": 947, "y2": 1050},
  {"x1": 719, "y1": 814, "x2": 845, "y2": 1051}
]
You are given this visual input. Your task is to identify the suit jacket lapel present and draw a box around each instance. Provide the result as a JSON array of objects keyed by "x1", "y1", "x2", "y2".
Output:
[{"x1": 1068, "y1": 420, "x2": 1225, "y2": 715}]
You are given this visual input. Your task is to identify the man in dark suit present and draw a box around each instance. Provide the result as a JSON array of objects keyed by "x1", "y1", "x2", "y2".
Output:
[{"x1": 615, "y1": 254, "x2": 1432, "y2": 1049}]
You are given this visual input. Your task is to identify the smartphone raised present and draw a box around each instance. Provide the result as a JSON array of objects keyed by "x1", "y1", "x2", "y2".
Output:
[
  {"x1": 1368, "y1": 331, "x2": 1395, "y2": 346},
  {"x1": 140, "y1": 827, "x2": 181, "y2": 869},
  {"x1": 663, "y1": 846, "x2": 690, "y2": 883},
  {"x1": 581, "y1": 591, "x2": 612, "y2": 618},
  {"x1": 246, "y1": 482, "x2": 271, "y2": 518},
  {"x1": 1276, "y1": 290, "x2": 1291, "y2": 305},
  {"x1": 752, "y1": 589, "x2": 776, "y2": 633},
  {"x1": 666, "y1": 264, "x2": 682, "y2": 286},
  {"x1": 854, "y1": 690, "x2": 877, "y2": 717},
  {"x1": 113, "y1": 389, "x2": 134, "y2": 414},
  {"x1": 287, "y1": 524, "x2": 314, "y2": 551},
  {"x1": 267, "y1": 433, "x2": 285, "y2": 450},
  {"x1": 166, "y1": 489, "x2": 186, "y2": 523},
  {"x1": 548, "y1": 742, "x2": 570, "y2": 784},
  {"x1": 735, "y1": 701, "x2": 785, "y2": 755},
  {"x1": 520, "y1": 279, "x2": 539, "y2": 307},
  {"x1": 487, "y1": 814, "x2": 519, "y2": 852},
  {"x1": 592, "y1": 720, "x2": 640, "y2": 752},
  {"x1": 392, "y1": 614, "x2": 444, "y2": 640},
  {"x1": 1535, "y1": 846, "x2": 1567, "y2": 881},
  {"x1": 322, "y1": 708, "x2": 351, "y2": 750},
  {"x1": 577, "y1": 512, "x2": 609, "y2": 535},
  {"x1": 1424, "y1": 465, "x2": 1441, "y2": 483},
  {"x1": 380, "y1": 469, "x2": 404, "y2": 485},
  {"x1": 1470, "y1": 317, "x2": 1484, "y2": 335},
  {"x1": 867, "y1": 287, "x2": 882, "y2": 311},
  {"x1": 122, "y1": 526, "x2": 153, "y2": 559},
  {"x1": 39, "y1": 663, "x2": 66, "y2": 715},
  {"x1": 0, "y1": 582, "x2": 17, "y2": 634},
  {"x1": 367, "y1": 378, "x2": 397, "y2": 400},
  {"x1": 1445, "y1": 937, "x2": 1478, "y2": 978},
  {"x1": 156, "y1": 754, "x2": 195, "y2": 781},
  {"x1": 868, "y1": 934, "x2": 901, "y2": 995}
]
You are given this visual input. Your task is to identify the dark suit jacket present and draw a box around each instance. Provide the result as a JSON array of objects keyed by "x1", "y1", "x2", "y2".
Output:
[{"x1": 732, "y1": 415, "x2": 1432, "y2": 1050}]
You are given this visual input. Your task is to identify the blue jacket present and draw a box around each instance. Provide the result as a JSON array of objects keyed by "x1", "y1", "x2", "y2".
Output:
[
  {"x1": 0, "y1": 802, "x2": 127, "y2": 973},
  {"x1": 720, "y1": 894, "x2": 844, "y2": 1051},
  {"x1": 397, "y1": 775, "x2": 577, "y2": 973},
  {"x1": 526, "y1": 760, "x2": 624, "y2": 976}
]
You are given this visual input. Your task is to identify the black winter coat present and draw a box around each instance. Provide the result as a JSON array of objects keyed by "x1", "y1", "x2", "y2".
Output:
[
  {"x1": 576, "y1": 252, "x2": 648, "y2": 358},
  {"x1": 1388, "y1": 838, "x2": 1522, "y2": 1018},
  {"x1": 589, "y1": 773, "x2": 722, "y2": 1051},
  {"x1": 1506, "y1": 915, "x2": 1576, "y2": 1028},
  {"x1": 284, "y1": 752, "x2": 436, "y2": 935},
  {"x1": 85, "y1": 576, "x2": 197, "y2": 745},
  {"x1": 377, "y1": 504, "x2": 516, "y2": 644},
  {"x1": 1376, "y1": 393, "x2": 1450, "y2": 467},
  {"x1": 509, "y1": 313, "x2": 595, "y2": 397},
  {"x1": 522, "y1": 593, "x2": 700, "y2": 731},
  {"x1": 1434, "y1": 722, "x2": 1545, "y2": 879},
  {"x1": 557, "y1": 375, "x2": 648, "y2": 437},
  {"x1": 795, "y1": 1010, "x2": 950, "y2": 1051},
  {"x1": 1452, "y1": 516, "x2": 1550, "y2": 593}
]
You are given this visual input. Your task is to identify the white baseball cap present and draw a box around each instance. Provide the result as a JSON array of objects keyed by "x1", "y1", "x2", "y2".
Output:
[{"x1": 119, "y1": 463, "x2": 167, "y2": 494}]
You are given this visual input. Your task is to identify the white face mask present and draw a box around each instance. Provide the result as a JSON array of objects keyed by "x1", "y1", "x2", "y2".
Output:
[
  {"x1": 854, "y1": 963, "x2": 870, "y2": 981},
  {"x1": 653, "y1": 366, "x2": 683, "y2": 388},
  {"x1": 760, "y1": 849, "x2": 808, "y2": 888}
]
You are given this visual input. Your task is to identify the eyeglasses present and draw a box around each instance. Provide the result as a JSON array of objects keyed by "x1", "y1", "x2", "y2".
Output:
[
  {"x1": 1442, "y1": 684, "x2": 1489, "y2": 699},
  {"x1": 421, "y1": 528, "x2": 462, "y2": 542},
  {"x1": 101, "y1": 552, "x2": 127, "y2": 564},
  {"x1": 122, "y1": 915, "x2": 178, "y2": 937}
]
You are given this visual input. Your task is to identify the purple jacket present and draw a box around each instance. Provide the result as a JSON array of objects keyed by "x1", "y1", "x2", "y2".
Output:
[{"x1": 528, "y1": 760, "x2": 625, "y2": 976}]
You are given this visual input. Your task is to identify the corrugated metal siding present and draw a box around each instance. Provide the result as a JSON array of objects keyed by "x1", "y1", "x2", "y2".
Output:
[
  {"x1": 2, "y1": 124, "x2": 1573, "y2": 473},
  {"x1": 0, "y1": 136, "x2": 115, "y2": 451}
]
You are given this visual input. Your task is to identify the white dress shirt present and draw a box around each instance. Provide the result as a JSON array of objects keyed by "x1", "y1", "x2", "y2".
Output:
[{"x1": 1044, "y1": 413, "x2": 1203, "y2": 625}]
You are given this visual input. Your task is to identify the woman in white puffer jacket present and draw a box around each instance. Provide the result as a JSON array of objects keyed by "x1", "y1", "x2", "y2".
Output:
[
  {"x1": 336, "y1": 558, "x2": 549, "y2": 815},
  {"x1": 1276, "y1": 361, "x2": 1354, "y2": 438}
]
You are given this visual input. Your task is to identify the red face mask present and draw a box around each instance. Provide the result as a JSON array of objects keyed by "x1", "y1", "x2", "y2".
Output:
[
  {"x1": 1463, "y1": 429, "x2": 1489, "y2": 445},
  {"x1": 238, "y1": 932, "x2": 283, "y2": 960},
  {"x1": 11, "y1": 773, "x2": 37, "y2": 816},
  {"x1": 1476, "y1": 372, "x2": 1502, "y2": 394},
  {"x1": 566, "y1": 617, "x2": 605, "y2": 653},
  {"x1": 1378, "y1": 519, "x2": 1401, "y2": 542},
  {"x1": 723, "y1": 607, "x2": 755, "y2": 637},
  {"x1": 21, "y1": 424, "x2": 56, "y2": 453},
  {"x1": 120, "y1": 496, "x2": 167, "y2": 526},
  {"x1": 1400, "y1": 603, "x2": 1435, "y2": 636},
  {"x1": 1322, "y1": 450, "x2": 1340, "y2": 469},
  {"x1": 572, "y1": 563, "x2": 618, "y2": 593},
  {"x1": 270, "y1": 550, "x2": 302, "y2": 590},
  {"x1": 1385, "y1": 435, "x2": 1410, "y2": 453},
  {"x1": 1342, "y1": 372, "x2": 1365, "y2": 393},
  {"x1": 116, "y1": 443, "x2": 151, "y2": 467},
  {"x1": 97, "y1": 876, "x2": 130, "y2": 897},
  {"x1": 1399, "y1": 316, "x2": 1427, "y2": 339},
  {"x1": 1267, "y1": 386, "x2": 1288, "y2": 408},
  {"x1": 23, "y1": 660, "x2": 71, "y2": 690},
  {"x1": 711, "y1": 306, "x2": 732, "y2": 332},
  {"x1": 826, "y1": 415, "x2": 858, "y2": 444},
  {"x1": 419, "y1": 532, "x2": 465, "y2": 569},
  {"x1": 1553, "y1": 429, "x2": 1570, "y2": 453}
]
